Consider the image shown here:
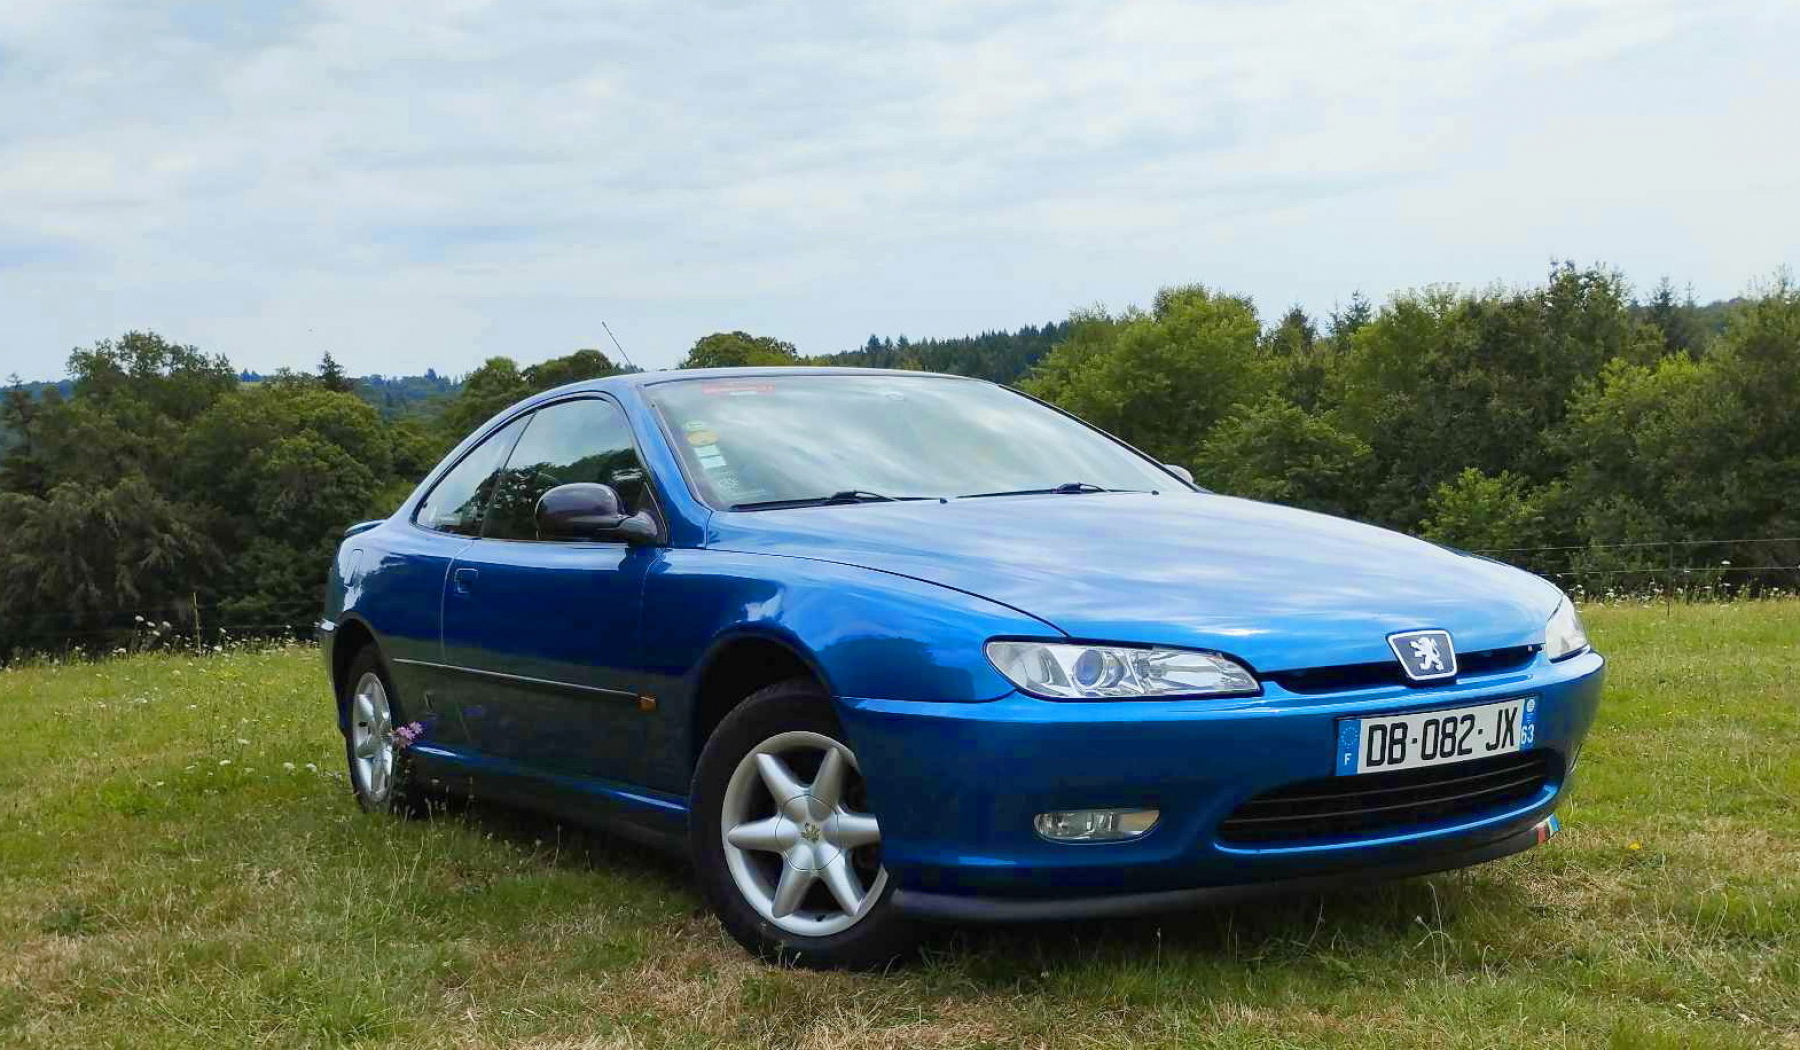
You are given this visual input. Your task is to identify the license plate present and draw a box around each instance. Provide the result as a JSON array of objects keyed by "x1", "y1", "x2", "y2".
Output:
[{"x1": 1335, "y1": 697, "x2": 1537, "y2": 775}]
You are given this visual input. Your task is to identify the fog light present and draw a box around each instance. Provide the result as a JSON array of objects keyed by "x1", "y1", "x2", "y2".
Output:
[{"x1": 1034, "y1": 808, "x2": 1160, "y2": 842}]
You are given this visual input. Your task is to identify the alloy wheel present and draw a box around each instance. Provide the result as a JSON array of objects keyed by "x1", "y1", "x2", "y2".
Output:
[
  {"x1": 349, "y1": 671, "x2": 397, "y2": 804},
  {"x1": 719, "y1": 730, "x2": 887, "y2": 937}
]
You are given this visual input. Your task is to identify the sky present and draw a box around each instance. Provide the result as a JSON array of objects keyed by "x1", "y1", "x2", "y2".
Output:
[{"x1": 1, "y1": 0, "x2": 1796, "y2": 380}]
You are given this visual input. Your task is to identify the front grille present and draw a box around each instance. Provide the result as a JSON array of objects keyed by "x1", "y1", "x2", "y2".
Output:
[
  {"x1": 1218, "y1": 750, "x2": 1556, "y2": 845},
  {"x1": 1267, "y1": 645, "x2": 1538, "y2": 694}
]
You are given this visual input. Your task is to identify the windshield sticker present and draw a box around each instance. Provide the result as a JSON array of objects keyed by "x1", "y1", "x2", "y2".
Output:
[
  {"x1": 694, "y1": 444, "x2": 729, "y2": 470},
  {"x1": 686, "y1": 429, "x2": 719, "y2": 446}
]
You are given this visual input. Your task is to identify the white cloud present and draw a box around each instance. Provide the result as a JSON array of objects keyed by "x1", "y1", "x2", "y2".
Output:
[{"x1": 0, "y1": 0, "x2": 1795, "y2": 378}]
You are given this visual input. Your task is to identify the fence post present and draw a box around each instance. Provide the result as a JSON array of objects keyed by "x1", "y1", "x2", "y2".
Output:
[
  {"x1": 1665, "y1": 541, "x2": 1675, "y2": 616},
  {"x1": 192, "y1": 592, "x2": 202, "y2": 652}
]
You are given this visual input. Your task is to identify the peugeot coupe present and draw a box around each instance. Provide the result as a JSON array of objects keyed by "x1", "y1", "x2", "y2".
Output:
[{"x1": 318, "y1": 368, "x2": 1604, "y2": 968}]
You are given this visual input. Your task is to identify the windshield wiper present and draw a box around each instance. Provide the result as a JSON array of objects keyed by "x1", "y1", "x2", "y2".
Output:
[
  {"x1": 729, "y1": 490, "x2": 931, "y2": 511},
  {"x1": 959, "y1": 481, "x2": 1135, "y2": 499}
]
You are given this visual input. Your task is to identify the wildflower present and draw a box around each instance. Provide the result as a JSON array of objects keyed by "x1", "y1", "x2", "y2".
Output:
[
  {"x1": 1627, "y1": 841, "x2": 1643, "y2": 851},
  {"x1": 394, "y1": 721, "x2": 426, "y2": 748},
  {"x1": 219, "y1": 759, "x2": 232, "y2": 766},
  {"x1": 282, "y1": 762, "x2": 296, "y2": 771}
]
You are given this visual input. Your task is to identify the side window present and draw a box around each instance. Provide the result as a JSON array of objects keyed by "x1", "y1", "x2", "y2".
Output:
[
  {"x1": 483, "y1": 398, "x2": 652, "y2": 541},
  {"x1": 414, "y1": 416, "x2": 528, "y2": 535}
]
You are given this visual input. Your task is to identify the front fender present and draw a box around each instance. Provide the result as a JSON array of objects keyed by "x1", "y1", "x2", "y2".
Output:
[{"x1": 639, "y1": 549, "x2": 1061, "y2": 705}]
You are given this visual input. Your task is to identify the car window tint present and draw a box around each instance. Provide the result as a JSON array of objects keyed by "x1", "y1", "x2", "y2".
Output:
[
  {"x1": 483, "y1": 398, "x2": 650, "y2": 541},
  {"x1": 415, "y1": 415, "x2": 528, "y2": 536}
]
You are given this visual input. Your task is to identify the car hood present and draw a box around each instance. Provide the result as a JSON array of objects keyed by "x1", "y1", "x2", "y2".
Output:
[{"x1": 704, "y1": 492, "x2": 1562, "y2": 673}]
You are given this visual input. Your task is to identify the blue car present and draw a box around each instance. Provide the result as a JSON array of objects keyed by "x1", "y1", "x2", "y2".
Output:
[{"x1": 319, "y1": 368, "x2": 1604, "y2": 968}]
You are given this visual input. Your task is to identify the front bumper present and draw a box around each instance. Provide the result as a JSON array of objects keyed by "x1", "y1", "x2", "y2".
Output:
[
  {"x1": 838, "y1": 648, "x2": 1603, "y2": 916},
  {"x1": 896, "y1": 814, "x2": 1562, "y2": 921}
]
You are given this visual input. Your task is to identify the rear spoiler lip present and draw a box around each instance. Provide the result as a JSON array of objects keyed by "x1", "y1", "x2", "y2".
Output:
[{"x1": 344, "y1": 519, "x2": 385, "y2": 538}]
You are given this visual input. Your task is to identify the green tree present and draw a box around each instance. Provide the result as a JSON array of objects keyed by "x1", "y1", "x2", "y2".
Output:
[
  {"x1": 1198, "y1": 398, "x2": 1371, "y2": 517},
  {"x1": 438, "y1": 350, "x2": 623, "y2": 442},
  {"x1": 523, "y1": 348, "x2": 619, "y2": 390},
  {"x1": 1419, "y1": 468, "x2": 1552, "y2": 552},
  {"x1": 1556, "y1": 275, "x2": 1800, "y2": 559},
  {"x1": 1333, "y1": 264, "x2": 1661, "y2": 529},
  {"x1": 0, "y1": 477, "x2": 215, "y2": 650},
  {"x1": 1641, "y1": 278, "x2": 1704, "y2": 356},
  {"x1": 182, "y1": 383, "x2": 403, "y2": 620},
  {"x1": 319, "y1": 352, "x2": 356, "y2": 394},
  {"x1": 1025, "y1": 286, "x2": 1270, "y2": 464},
  {"x1": 17, "y1": 333, "x2": 240, "y2": 490},
  {"x1": 1264, "y1": 305, "x2": 1341, "y2": 412},
  {"x1": 0, "y1": 380, "x2": 58, "y2": 495},
  {"x1": 679, "y1": 331, "x2": 800, "y2": 369},
  {"x1": 1328, "y1": 292, "x2": 1373, "y2": 342}
]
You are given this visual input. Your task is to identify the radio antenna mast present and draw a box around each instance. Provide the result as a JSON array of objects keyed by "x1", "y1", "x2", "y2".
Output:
[{"x1": 600, "y1": 321, "x2": 638, "y2": 371}]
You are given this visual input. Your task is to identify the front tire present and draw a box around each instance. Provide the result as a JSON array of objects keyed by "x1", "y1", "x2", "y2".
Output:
[
  {"x1": 340, "y1": 647, "x2": 425, "y2": 817},
  {"x1": 690, "y1": 679, "x2": 919, "y2": 969}
]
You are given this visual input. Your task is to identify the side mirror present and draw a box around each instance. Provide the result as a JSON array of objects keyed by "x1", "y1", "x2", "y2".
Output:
[
  {"x1": 1163, "y1": 463, "x2": 1196, "y2": 485},
  {"x1": 536, "y1": 483, "x2": 659, "y2": 544}
]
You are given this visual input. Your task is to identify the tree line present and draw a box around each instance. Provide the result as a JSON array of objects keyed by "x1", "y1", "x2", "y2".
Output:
[{"x1": 2, "y1": 263, "x2": 1795, "y2": 657}]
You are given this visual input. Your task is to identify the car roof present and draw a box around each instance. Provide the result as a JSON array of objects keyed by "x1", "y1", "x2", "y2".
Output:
[{"x1": 536, "y1": 366, "x2": 983, "y2": 399}]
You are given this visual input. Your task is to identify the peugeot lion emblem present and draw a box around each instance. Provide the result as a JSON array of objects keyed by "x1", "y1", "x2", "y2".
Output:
[{"x1": 1388, "y1": 629, "x2": 1458, "y2": 682}]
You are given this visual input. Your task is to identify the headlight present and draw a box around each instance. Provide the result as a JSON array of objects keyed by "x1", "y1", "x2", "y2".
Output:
[
  {"x1": 1544, "y1": 598, "x2": 1590, "y2": 660},
  {"x1": 985, "y1": 641, "x2": 1259, "y2": 700}
]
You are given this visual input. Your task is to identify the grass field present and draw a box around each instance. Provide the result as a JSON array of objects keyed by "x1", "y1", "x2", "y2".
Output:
[{"x1": 2, "y1": 602, "x2": 1797, "y2": 1049}]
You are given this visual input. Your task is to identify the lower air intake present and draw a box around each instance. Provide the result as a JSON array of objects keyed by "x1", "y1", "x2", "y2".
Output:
[{"x1": 1218, "y1": 750, "x2": 1556, "y2": 846}]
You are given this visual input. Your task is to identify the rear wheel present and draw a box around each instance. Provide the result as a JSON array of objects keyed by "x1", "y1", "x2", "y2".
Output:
[{"x1": 690, "y1": 679, "x2": 919, "y2": 969}]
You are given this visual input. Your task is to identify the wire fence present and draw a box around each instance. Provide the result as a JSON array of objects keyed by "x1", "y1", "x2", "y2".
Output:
[
  {"x1": 1469, "y1": 536, "x2": 1800, "y2": 603},
  {"x1": 1, "y1": 598, "x2": 320, "y2": 663}
]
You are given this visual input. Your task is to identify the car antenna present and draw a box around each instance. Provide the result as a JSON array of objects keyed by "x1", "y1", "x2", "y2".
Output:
[{"x1": 600, "y1": 320, "x2": 638, "y2": 371}]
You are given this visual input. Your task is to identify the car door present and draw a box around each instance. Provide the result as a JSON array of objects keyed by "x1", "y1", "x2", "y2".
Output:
[
  {"x1": 396, "y1": 412, "x2": 531, "y2": 752},
  {"x1": 439, "y1": 395, "x2": 659, "y2": 785}
]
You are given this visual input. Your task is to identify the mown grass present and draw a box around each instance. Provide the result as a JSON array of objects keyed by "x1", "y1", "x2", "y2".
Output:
[{"x1": 2, "y1": 601, "x2": 1797, "y2": 1049}]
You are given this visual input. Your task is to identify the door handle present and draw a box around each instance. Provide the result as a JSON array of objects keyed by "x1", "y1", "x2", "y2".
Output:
[{"x1": 452, "y1": 567, "x2": 479, "y2": 594}]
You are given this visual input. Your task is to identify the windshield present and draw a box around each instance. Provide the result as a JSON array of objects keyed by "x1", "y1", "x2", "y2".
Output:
[{"x1": 644, "y1": 374, "x2": 1183, "y2": 508}]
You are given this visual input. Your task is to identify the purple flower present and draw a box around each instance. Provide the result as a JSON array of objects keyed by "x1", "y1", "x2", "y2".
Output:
[{"x1": 394, "y1": 721, "x2": 426, "y2": 748}]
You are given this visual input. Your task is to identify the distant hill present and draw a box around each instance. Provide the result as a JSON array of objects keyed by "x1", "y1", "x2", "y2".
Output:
[
  {"x1": 808, "y1": 320, "x2": 1072, "y2": 386},
  {"x1": 350, "y1": 371, "x2": 461, "y2": 419},
  {"x1": 233, "y1": 369, "x2": 463, "y2": 420},
  {"x1": 4, "y1": 379, "x2": 74, "y2": 399}
]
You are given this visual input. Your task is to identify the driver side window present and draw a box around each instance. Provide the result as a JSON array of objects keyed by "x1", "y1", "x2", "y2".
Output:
[
  {"x1": 482, "y1": 398, "x2": 651, "y2": 541},
  {"x1": 415, "y1": 415, "x2": 529, "y2": 536}
]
